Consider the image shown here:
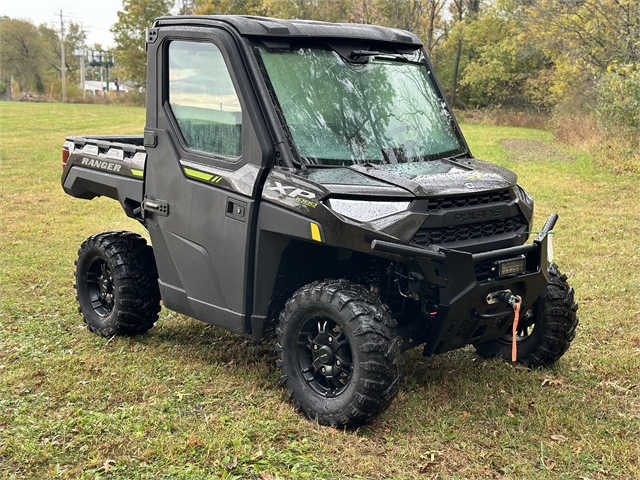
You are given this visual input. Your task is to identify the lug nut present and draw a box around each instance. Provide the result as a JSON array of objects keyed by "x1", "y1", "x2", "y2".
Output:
[
  {"x1": 328, "y1": 337, "x2": 333, "y2": 343},
  {"x1": 336, "y1": 360, "x2": 341, "y2": 366},
  {"x1": 313, "y1": 344, "x2": 318, "y2": 350},
  {"x1": 321, "y1": 367, "x2": 326, "y2": 373}
]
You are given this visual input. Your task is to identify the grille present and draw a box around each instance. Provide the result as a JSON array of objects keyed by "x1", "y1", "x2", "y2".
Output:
[
  {"x1": 412, "y1": 217, "x2": 526, "y2": 247},
  {"x1": 474, "y1": 259, "x2": 495, "y2": 280},
  {"x1": 422, "y1": 190, "x2": 512, "y2": 212}
]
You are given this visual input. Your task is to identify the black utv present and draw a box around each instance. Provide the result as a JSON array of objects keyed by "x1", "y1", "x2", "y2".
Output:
[{"x1": 61, "y1": 15, "x2": 578, "y2": 427}]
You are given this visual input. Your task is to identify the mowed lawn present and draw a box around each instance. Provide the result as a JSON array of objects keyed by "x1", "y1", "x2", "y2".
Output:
[{"x1": 0, "y1": 101, "x2": 638, "y2": 479}]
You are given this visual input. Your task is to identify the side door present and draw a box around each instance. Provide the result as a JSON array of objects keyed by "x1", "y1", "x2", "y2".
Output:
[{"x1": 144, "y1": 28, "x2": 270, "y2": 334}]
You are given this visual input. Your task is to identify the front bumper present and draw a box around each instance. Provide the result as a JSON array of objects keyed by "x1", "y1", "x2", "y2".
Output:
[{"x1": 371, "y1": 214, "x2": 557, "y2": 355}]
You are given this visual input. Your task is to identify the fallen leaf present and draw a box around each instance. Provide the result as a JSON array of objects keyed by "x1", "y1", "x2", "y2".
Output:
[
  {"x1": 550, "y1": 434, "x2": 567, "y2": 442},
  {"x1": 419, "y1": 462, "x2": 436, "y2": 473},
  {"x1": 541, "y1": 378, "x2": 563, "y2": 387},
  {"x1": 102, "y1": 459, "x2": 116, "y2": 472},
  {"x1": 506, "y1": 408, "x2": 514, "y2": 418},
  {"x1": 0, "y1": 423, "x2": 7, "y2": 431},
  {"x1": 545, "y1": 459, "x2": 556, "y2": 470},
  {"x1": 225, "y1": 458, "x2": 237, "y2": 470},
  {"x1": 188, "y1": 432, "x2": 203, "y2": 446},
  {"x1": 251, "y1": 449, "x2": 264, "y2": 460},
  {"x1": 260, "y1": 473, "x2": 275, "y2": 480}
]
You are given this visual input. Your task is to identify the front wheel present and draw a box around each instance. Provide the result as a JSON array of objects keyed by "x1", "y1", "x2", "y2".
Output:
[
  {"x1": 475, "y1": 263, "x2": 579, "y2": 367},
  {"x1": 74, "y1": 231, "x2": 161, "y2": 338},
  {"x1": 276, "y1": 280, "x2": 402, "y2": 427}
]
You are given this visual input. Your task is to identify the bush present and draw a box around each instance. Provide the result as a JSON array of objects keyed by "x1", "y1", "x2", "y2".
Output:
[
  {"x1": 552, "y1": 114, "x2": 603, "y2": 152},
  {"x1": 66, "y1": 90, "x2": 146, "y2": 107},
  {"x1": 592, "y1": 65, "x2": 640, "y2": 174},
  {"x1": 595, "y1": 64, "x2": 640, "y2": 136}
]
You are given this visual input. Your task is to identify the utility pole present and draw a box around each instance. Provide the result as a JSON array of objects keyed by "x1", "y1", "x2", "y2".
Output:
[
  {"x1": 80, "y1": 53, "x2": 86, "y2": 100},
  {"x1": 75, "y1": 48, "x2": 86, "y2": 100},
  {"x1": 60, "y1": 9, "x2": 66, "y2": 102},
  {"x1": 80, "y1": 27, "x2": 86, "y2": 100}
]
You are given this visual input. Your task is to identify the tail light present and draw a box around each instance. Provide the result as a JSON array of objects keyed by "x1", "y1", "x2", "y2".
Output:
[{"x1": 62, "y1": 146, "x2": 70, "y2": 170}]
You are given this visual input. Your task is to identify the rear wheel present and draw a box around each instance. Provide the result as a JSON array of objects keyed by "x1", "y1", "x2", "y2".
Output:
[
  {"x1": 475, "y1": 263, "x2": 579, "y2": 367},
  {"x1": 276, "y1": 280, "x2": 402, "y2": 427},
  {"x1": 74, "y1": 231, "x2": 161, "y2": 337}
]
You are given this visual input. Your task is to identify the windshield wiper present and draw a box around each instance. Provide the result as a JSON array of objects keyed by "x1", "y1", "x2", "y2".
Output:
[
  {"x1": 349, "y1": 50, "x2": 381, "y2": 59},
  {"x1": 350, "y1": 50, "x2": 425, "y2": 65},
  {"x1": 373, "y1": 54, "x2": 425, "y2": 65}
]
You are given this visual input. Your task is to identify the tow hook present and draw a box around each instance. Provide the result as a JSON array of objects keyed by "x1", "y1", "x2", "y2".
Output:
[{"x1": 487, "y1": 290, "x2": 517, "y2": 305}]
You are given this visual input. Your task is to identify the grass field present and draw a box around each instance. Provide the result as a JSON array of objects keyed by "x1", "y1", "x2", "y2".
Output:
[{"x1": 0, "y1": 101, "x2": 638, "y2": 479}]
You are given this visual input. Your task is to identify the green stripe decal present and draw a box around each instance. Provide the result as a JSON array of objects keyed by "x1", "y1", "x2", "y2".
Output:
[
  {"x1": 184, "y1": 168, "x2": 213, "y2": 181},
  {"x1": 130, "y1": 169, "x2": 144, "y2": 177}
]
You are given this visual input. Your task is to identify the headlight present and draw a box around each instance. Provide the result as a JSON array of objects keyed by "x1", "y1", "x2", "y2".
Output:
[{"x1": 327, "y1": 199, "x2": 411, "y2": 222}]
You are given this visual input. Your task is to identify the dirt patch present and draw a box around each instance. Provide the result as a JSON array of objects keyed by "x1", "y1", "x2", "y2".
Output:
[{"x1": 501, "y1": 138, "x2": 574, "y2": 162}]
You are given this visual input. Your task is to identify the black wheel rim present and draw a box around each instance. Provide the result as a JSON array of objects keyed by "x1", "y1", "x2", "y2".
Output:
[
  {"x1": 86, "y1": 257, "x2": 115, "y2": 317},
  {"x1": 295, "y1": 316, "x2": 353, "y2": 398},
  {"x1": 500, "y1": 308, "x2": 536, "y2": 343}
]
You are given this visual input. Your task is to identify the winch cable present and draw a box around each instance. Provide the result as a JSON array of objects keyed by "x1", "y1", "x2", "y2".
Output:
[{"x1": 511, "y1": 296, "x2": 522, "y2": 362}]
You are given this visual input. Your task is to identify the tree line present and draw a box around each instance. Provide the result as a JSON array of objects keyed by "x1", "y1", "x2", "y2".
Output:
[
  {"x1": 113, "y1": 0, "x2": 639, "y2": 171},
  {"x1": 1, "y1": 0, "x2": 637, "y2": 171},
  {"x1": 0, "y1": 16, "x2": 86, "y2": 97}
]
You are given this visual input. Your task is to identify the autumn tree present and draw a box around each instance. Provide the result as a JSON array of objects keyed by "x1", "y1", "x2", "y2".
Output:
[
  {"x1": 192, "y1": 0, "x2": 265, "y2": 15},
  {"x1": 38, "y1": 21, "x2": 87, "y2": 86},
  {"x1": 111, "y1": 0, "x2": 173, "y2": 88},
  {"x1": 376, "y1": 0, "x2": 447, "y2": 54}
]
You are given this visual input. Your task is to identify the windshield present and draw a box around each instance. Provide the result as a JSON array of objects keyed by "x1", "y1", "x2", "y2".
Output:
[{"x1": 257, "y1": 45, "x2": 465, "y2": 166}]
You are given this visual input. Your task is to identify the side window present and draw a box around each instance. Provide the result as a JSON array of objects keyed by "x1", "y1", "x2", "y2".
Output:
[{"x1": 169, "y1": 41, "x2": 242, "y2": 160}]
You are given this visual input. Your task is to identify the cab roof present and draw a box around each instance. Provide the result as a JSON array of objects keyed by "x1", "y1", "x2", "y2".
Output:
[{"x1": 153, "y1": 15, "x2": 422, "y2": 47}]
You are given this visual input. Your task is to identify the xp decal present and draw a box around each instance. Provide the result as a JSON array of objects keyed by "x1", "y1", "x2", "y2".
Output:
[{"x1": 268, "y1": 181, "x2": 316, "y2": 200}]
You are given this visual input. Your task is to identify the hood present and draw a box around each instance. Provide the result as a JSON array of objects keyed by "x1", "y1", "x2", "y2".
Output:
[
  {"x1": 305, "y1": 158, "x2": 517, "y2": 197},
  {"x1": 349, "y1": 158, "x2": 517, "y2": 196}
]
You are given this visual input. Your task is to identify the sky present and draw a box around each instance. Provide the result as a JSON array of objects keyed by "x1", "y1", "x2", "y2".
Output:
[{"x1": 0, "y1": 0, "x2": 126, "y2": 49}]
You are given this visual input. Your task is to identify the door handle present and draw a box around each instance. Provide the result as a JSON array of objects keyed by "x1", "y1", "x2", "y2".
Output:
[{"x1": 226, "y1": 198, "x2": 246, "y2": 222}]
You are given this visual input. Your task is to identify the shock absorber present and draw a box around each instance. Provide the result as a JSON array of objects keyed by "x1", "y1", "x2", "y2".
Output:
[{"x1": 368, "y1": 259, "x2": 389, "y2": 295}]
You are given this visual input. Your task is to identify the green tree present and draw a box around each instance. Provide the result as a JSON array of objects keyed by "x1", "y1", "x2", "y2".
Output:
[
  {"x1": 38, "y1": 22, "x2": 87, "y2": 85},
  {"x1": 432, "y1": 0, "x2": 484, "y2": 108},
  {"x1": 0, "y1": 18, "x2": 54, "y2": 94},
  {"x1": 517, "y1": 0, "x2": 640, "y2": 111},
  {"x1": 459, "y1": 7, "x2": 552, "y2": 109},
  {"x1": 111, "y1": 0, "x2": 173, "y2": 88}
]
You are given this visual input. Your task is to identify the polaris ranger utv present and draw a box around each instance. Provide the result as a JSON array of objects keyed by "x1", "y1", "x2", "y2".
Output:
[{"x1": 61, "y1": 15, "x2": 578, "y2": 427}]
